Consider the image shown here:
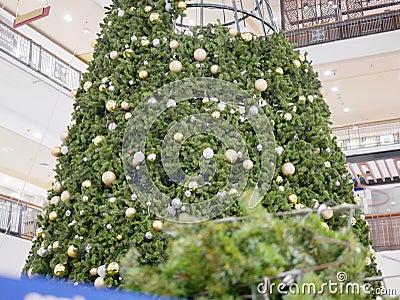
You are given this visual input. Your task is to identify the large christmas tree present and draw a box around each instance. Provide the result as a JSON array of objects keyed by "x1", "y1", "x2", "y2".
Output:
[{"x1": 24, "y1": 0, "x2": 380, "y2": 297}]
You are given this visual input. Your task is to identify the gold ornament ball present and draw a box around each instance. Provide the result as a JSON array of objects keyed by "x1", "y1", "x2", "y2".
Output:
[
  {"x1": 169, "y1": 40, "x2": 179, "y2": 49},
  {"x1": 83, "y1": 81, "x2": 92, "y2": 91},
  {"x1": 210, "y1": 65, "x2": 219, "y2": 75},
  {"x1": 94, "y1": 277, "x2": 105, "y2": 288},
  {"x1": 50, "y1": 196, "x2": 60, "y2": 205},
  {"x1": 54, "y1": 263, "x2": 67, "y2": 276},
  {"x1": 275, "y1": 67, "x2": 284, "y2": 75},
  {"x1": 117, "y1": 234, "x2": 123, "y2": 241},
  {"x1": 110, "y1": 51, "x2": 119, "y2": 60},
  {"x1": 242, "y1": 159, "x2": 254, "y2": 171},
  {"x1": 194, "y1": 48, "x2": 207, "y2": 62},
  {"x1": 51, "y1": 146, "x2": 62, "y2": 157},
  {"x1": 224, "y1": 149, "x2": 238, "y2": 164},
  {"x1": 49, "y1": 211, "x2": 59, "y2": 221},
  {"x1": 67, "y1": 245, "x2": 78, "y2": 258},
  {"x1": 106, "y1": 100, "x2": 117, "y2": 112},
  {"x1": 90, "y1": 268, "x2": 98, "y2": 276},
  {"x1": 121, "y1": 101, "x2": 130, "y2": 110},
  {"x1": 102, "y1": 171, "x2": 117, "y2": 187},
  {"x1": 59, "y1": 131, "x2": 69, "y2": 142},
  {"x1": 173, "y1": 132, "x2": 184, "y2": 143},
  {"x1": 70, "y1": 89, "x2": 78, "y2": 99},
  {"x1": 321, "y1": 222, "x2": 329, "y2": 230},
  {"x1": 288, "y1": 194, "x2": 298, "y2": 204},
  {"x1": 123, "y1": 48, "x2": 135, "y2": 59},
  {"x1": 125, "y1": 207, "x2": 136, "y2": 218},
  {"x1": 281, "y1": 162, "x2": 295, "y2": 176},
  {"x1": 178, "y1": 1, "x2": 187, "y2": 9},
  {"x1": 35, "y1": 227, "x2": 43, "y2": 237},
  {"x1": 107, "y1": 262, "x2": 120, "y2": 275},
  {"x1": 169, "y1": 60, "x2": 183, "y2": 73},
  {"x1": 229, "y1": 27, "x2": 238, "y2": 36},
  {"x1": 254, "y1": 79, "x2": 268, "y2": 92},
  {"x1": 293, "y1": 59, "x2": 301, "y2": 68},
  {"x1": 321, "y1": 206, "x2": 334, "y2": 220},
  {"x1": 139, "y1": 70, "x2": 149, "y2": 80},
  {"x1": 152, "y1": 220, "x2": 163, "y2": 232},
  {"x1": 60, "y1": 190, "x2": 71, "y2": 202},
  {"x1": 131, "y1": 158, "x2": 140, "y2": 167},
  {"x1": 53, "y1": 181, "x2": 63, "y2": 193}
]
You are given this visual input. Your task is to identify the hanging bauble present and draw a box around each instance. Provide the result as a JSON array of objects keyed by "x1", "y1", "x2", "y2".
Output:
[
  {"x1": 210, "y1": 65, "x2": 219, "y2": 75},
  {"x1": 108, "y1": 122, "x2": 117, "y2": 131},
  {"x1": 52, "y1": 241, "x2": 59, "y2": 249},
  {"x1": 123, "y1": 49, "x2": 135, "y2": 59},
  {"x1": 178, "y1": 1, "x2": 187, "y2": 9},
  {"x1": 321, "y1": 222, "x2": 329, "y2": 230},
  {"x1": 54, "y1": 264, "x2": 67, "y2": 276},
  {"x1": 293, "y1": 60, "x2": 301, "y2": 68},
  {"x1": 125, "y1": 207, "x2": 136, "y2": 218},
  {"x1": 53, "y1": 181, "x2": 63, "y2": 193},
  {"x1": 133, "y1": 151, "x2": 145, "y2": 163},
  {"x1": 173, "y1": 132, "x2": 184, "y2": 143},
  {"x1": 90, "y1": 268, "x2": 98, "y2": 276},
  {"x1": 82, "y1": 180, "x2": 92, "y2": 188},
  {"x1": 121, "y1": 101, "x2": 130, "y2": 110},
  {"x1": 241, "y1": 32, "x2": 252, "y2": 41},
  {"x1": 147, "y1": 153, "x2": 156, "y2": 162},
  {"x1": 117, "y1": 234, "x2": 123, "y2": 241},
  {"x1": 276, "y1": 176, "x2": 283, "y2": 183},
  {"x1": 61, "y1": 146, "x2": 68, "y2": 155},
  {"x1": 106, "y1": 100, "x2": 117, "y2": 112},
  {"x1": 224, "y1": 149, "x2": 238, "y2": 164},
  {"x1": 109, "y1": 51, "x2": 119, "y2": 60},
  {"x1": 283, "y1": 113, "x2": 292, "y2": 121},
  {"x1": 194, "y1": 48, "x2": 207, "y2": 62},
  {"x1": 229, "y1": 27, "x2": 238, "y2": 36},
  {"x1": 83, "y1": 81, "x2": 92, "y2": 91},
  {"x1": 82, "y1": 196, "x2": 89, "y2": 202},
  {"x1": 288, "y1": 194, "x2": 298, "y2": 204},
  {"x1": 59, "y1": 131, "x2": 69, "y2": 142},
  {"x1": 145, "y1": 232, "x2": 153, "y2": 239},
  {"x1": 282, "y1": 162, "x2": 295, "y2": 176},
  {"x1": 99, "y1": 84, "x2": 107, "y2": 92},
  {"x1": 211, "y1": 111, "x2": 220, "y2": 118},
  {"x1": 299, "y1": 53, "x2": 306, "y2": 61},
  {"x1": 70, "y1": 89, "x2": 77, "y2": 99},
  {"x1": 169, "y1": 40, "x2": 179, "y2": 49},
  {"x1": 203, "y1": 148, "x2": 214, "y2": 159},
  {"x1": 125, "y1": 112, "x2": 132, "y2": 120},
  {"x1": 102, "y1": 171, "x2": 117, "y2": 187},
  {"x1": 184, "y1": 190, "x2": 191, "y2": 197},
  {"x1": 50, "y1": 196, "x2": 60, "y2": 205},
  {"x1": 188, "y1": 181, "x2": 198, "y2": 191},
  {"x1": 35, "y1": 228, "x2": 43, "y2": 237},
  {"x1": 254, "y1": 79, "x2": 268, "y2": 92},
  {"x1": 117, "y1": 9, "x2": 124, "y2": 17},
  {"x1": 242, "y1": 159, "x2": 254, "y2": 170},
  {"x1": 97, "y1": 265, "x2": 106, "y2": 278},
  {"x1": 49, "y1": 211, "x2": 58, "y2": 221},
  {"x1": 308, "y1": 95, "x2": 314, "y2": 103},
  {"x1": 139, "y1": 70, "x2": 149, "y2": 79},
  {"x1": 60, "y1": 190, "x2": 71, "y2": 202},
  {"x1": 51, "y1": 146, "x2": 62, "y2": 157},
  {"x1": 144, "y1": 6, "x2": 152, "y2": 12},
  {"x1": 275, "y1": 67, "x2": 284, "y2": 75},
  {"x1": 107, "y1": 262, "x2": 120, "y2": 275},
  {"x1": 324, "y1": 161, "x2": 331, "y2": 168},
  {"x1": 94, "y1": 277, "x2": 105, "y2": 288},
  {"x1": 321, "y1": 206, "x2": 334, "y2": 219},
  {"x1": 67, "y1": 245, "x2": 78, "y2": 258},
  {"x1": 171, "y1": 198, "x2": 182, "y2": 209},
  {"x1": 152, "y1": 220, "x2": 163, "y2": 232},
  {"x1": 149, "y1": 13, "x2": 160, "y2": 22},
  {"x1": 169, "y1": 60, "x2": 183, "y2": 73}
]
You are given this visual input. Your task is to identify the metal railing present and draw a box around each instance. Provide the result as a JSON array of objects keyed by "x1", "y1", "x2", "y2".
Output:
[
  {"x1": 0, "y1": 195, "x2": 41, "y2": 239},
  {"x1": 332, "y1": 119, "x2": 400, "y2": 151},
  {"x1": 284, "y1": 9, "x2": 400, "y2": 47},
  {"x1": 0, "y1": 20, "x2": 82, "y2": 91},
  {"x1": 366, "y1": 214, "x2": 400, "y2": 251}
]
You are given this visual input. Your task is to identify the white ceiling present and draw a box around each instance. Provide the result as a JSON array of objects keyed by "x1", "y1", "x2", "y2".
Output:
[{"x1": 0, "y1": 0, "x2": 399, "y2": 204}]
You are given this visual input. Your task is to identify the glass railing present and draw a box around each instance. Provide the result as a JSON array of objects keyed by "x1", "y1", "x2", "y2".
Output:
[
  {"x1": 0, "y1": 20, "x2": 82, "y2": 91},
  {"x1": 0, "y1": 194, "x2": 41, "y2": 240},
  {"x1": 332, "y1": 119, "x2": 400, "y2": 151}
]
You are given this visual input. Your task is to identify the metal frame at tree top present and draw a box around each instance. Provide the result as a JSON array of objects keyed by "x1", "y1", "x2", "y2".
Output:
[{"x1": 175, "y1": 0, "x2": 278, "y2": 37}]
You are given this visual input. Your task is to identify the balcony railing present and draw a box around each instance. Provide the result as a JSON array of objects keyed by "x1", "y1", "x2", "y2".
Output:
[
  {"x1": 0, "y1": 194, "x2": 41, "y2": 240},
  {"x1": 0, "y1": 20, "x2": 82, "y2": 91},
  {"x1": 366, "y1": 213, "x2": 400, "y2": 251},
  {"x1": 332, "y1": 119, "x2": 400, "y2": 151}
]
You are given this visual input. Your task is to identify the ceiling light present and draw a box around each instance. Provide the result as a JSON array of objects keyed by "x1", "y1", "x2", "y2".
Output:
[
  {"x1": 343, "y1": 107, "x2": 350, "y2": 113},
  {"x1": 324, "y1": 70, "x2": 332, "y2": 76},
  {"x1": 1, "y1": 146, "x2": 14, "y2": 153},
  {"x1": 391, "y1": 202, "x2": 396, "y2": 205},
  {"x1": 331, "y1": 86, "x2": 338, "y2": 92},
  {"x1": 83, "y1": 28, "x2": 91, "y2": 34},
  {"x1": 64, "y1": 14, "x2": 72, "y2": 22},
  {"x1": 33, "y1": 132, "x2": 42, "y2": 139}
]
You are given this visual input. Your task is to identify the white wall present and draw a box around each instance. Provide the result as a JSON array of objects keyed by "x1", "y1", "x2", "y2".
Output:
[
  {"x1": 376, "y1": 250, "x2": 400, "y2": 295},
  {"x1": 0, "y1": 233, "x2": 31, "y2": 278}
]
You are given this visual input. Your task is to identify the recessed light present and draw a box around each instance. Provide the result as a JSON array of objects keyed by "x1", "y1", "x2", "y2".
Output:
[
  {"x1": 64, "y1": 14, "x2": 73, "y2": 22},
  {"x1": 343, "y1": 107, "x2": 350, "y2": 113},
  {"x1": 331, "y1": 86, "x2": 338, "y2": 92},
  {"x1": 391, "y1": 202, "x2": 396, "y2": 205},
  {"x1": 82, "y1": 28, "x2": 91, "y2": 34},
  {"x1": 33, "y1": 132, "x2": 42, "y2": 139},
  {"x1": 324, "y1": 70, "x2": 332, "y2": 76},
  {"x1": 1, "y1": 146, "x2": 14, "y2": 153}
]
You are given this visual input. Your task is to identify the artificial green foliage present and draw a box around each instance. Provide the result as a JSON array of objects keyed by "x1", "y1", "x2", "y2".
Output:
[{"x1": 23, "y1": 0, "x2": 380, "y2": 297}]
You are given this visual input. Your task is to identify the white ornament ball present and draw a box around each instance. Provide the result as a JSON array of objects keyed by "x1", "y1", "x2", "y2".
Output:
[
  {"x1": 211, "y1": 111, "x2": 220, "y2": 118},
  {"x1": 53, "y1": 181, "x2": 63, "y2": 193},
  {"x1": 276, "y1": 176, "x2": 283, "y2": 183},
  {"x1": 90, "y1": 268, "x2": 98, "y2": 276},
  {"x1": 254, "y1": 79, "x2": 268, "y2": 92},
  {"x1": 173, "y1": 132, "x2": 184, "y2": 143},
  {"x1": 324, "y1": 161, "x2": 331, "y2": 168},
  {"x1": 224, "y1": 149, "x2": 238, "y2": 164},
  {"x1": 118, "y1": 9, "x2": 125, "y2": 17},
  {"x1": 243, "y1": 159, "x2": 254, "y2": 170},
  {"x1": 284, "y1": 113, "x2": 293, "y2": 121},
  {"x1": 210, "y1": 65, "x2": 219, "y2": 75},
  {"x1": 94, "y1": 277, "x2": 105, "y2": 288},
  {"x1": 50, "y1": 196, "x2": 60, "y2": 205},
  {"x1": 121, "y1": 101, "x2": 130, "y2": 110},
  {"x1": 275, "y1": 67, "x2": 284, "y2": 75},
  {"x1": 169, "y1": 40, "x2": 179, "y2": 49},
  {"x1": 133, "y1": 151, "x2": 145, "y2": 163},
  {"x1": 282, "y1": 162, "x2": 295, "y2": 176},
  {"x1": 184, "y1": 190, "x2": 191, "y2": 197},
  {"x1": 110, "y1": 51, "x2": 119, "y2": 60},
  {"x1": 293, "y1": 59, "x2": 301, "y2": 68},
  {"x1": 125, "y1": 207, "x2": 136, "y2": 218},
  {"x1": 102, "y1": 171, "x2": 117, "y2": 187},
  {"x1": 188, "y1": 181, "x2": 198, "y2": 191},
  {"x1": 59, "y1": 131, "x2": 69, "y2": 142},
  {"x1": 82, "y1": 196, "x2": 89, "y2": 202},
  {"x1": 60, "y1": 190, "x2": 71, "y2": 202},
  {"x1": 145, "y1": 232, "x2": 153, "y2": 239},
  {"x1": 169, "y1": 60, "x2": 183, "y2": 73},
  {"x1": 97, "y1": 265, "x2": 106, "y2": 278},
  {"x1": 321, "y1": 206, "x2": 334, "y2": 220},
  {"x1": 194, "y1": 48, "x2": 207, "y2": 62},
  {"x1": 83, "y1": 81, "x2": 92, "y2": 91},
  {"x1": 147, "y1": 153, "x2": 157, "y2": 162},
  {"x1": 203, "y1": 148, "x2": 214, "y2": 159},
  {"x1": 125, "y1": 112, "x2": 132, "y2": 120},
  {"x1": 106, "y1": 100, "x2": 117, "y2": 112}
]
